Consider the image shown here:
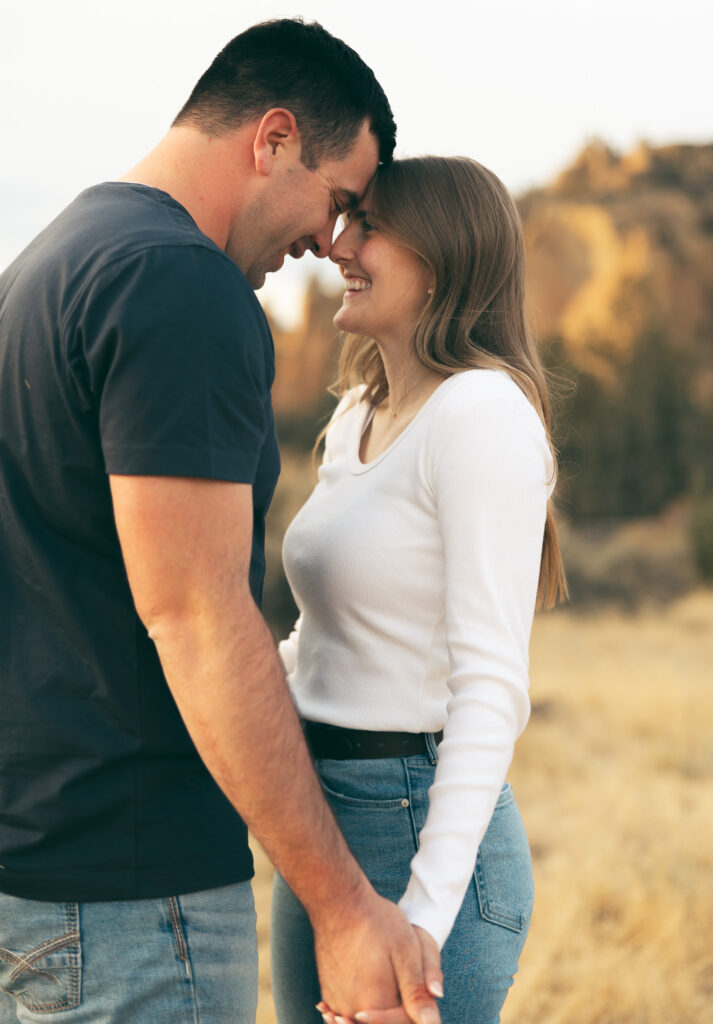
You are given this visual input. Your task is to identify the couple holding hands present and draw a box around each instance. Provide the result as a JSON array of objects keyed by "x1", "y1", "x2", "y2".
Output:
[{"x1": 0, "y1": 17, "x2": 564, "y2": 1024}]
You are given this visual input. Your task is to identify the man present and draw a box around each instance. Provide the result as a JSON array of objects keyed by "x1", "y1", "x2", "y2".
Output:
[{"x1": 0, "y1": 19, "x2": 441, "y2": 1024}]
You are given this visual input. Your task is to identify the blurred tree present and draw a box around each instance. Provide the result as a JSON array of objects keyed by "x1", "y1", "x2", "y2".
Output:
[
  {"x1": 545, "y1": 330, "x2": 705, "y2": 521},
  {"x1": 690, "y1": 493, "x2": 713, "y2": 582}
]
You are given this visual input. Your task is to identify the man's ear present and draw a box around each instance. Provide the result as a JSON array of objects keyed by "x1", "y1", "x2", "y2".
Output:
[{"x1": 253, "y1": 108, "x2": 300, "y2": 176}]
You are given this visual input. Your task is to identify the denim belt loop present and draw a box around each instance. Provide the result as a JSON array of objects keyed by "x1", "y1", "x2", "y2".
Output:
[{"x1": 424, "y1": 731, "x2": 440, "y2": 765}]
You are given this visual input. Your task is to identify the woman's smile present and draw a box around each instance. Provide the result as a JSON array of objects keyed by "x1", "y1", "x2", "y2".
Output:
[
  {"x1": 331, "y1": 208, "x2": 430, "y2": 342},
  {"x1": 342, "y1": 270, "x2": 372, "y2": 296}
]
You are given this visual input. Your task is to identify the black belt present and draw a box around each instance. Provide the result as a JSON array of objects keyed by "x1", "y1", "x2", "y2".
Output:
[{"x1": 303, "y1": 720, "x2": 443, "y2": 760}]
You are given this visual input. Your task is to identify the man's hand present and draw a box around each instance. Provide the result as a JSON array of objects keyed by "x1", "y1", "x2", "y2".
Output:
[{"x1": 313, "y1": 902, "x2": 442, "y2": 1024}]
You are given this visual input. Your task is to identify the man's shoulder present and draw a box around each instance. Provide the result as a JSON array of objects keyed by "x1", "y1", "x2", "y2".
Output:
[
  {"x1": 2, "y1": 182, "x2": 251, "y2": 306},
  {"x1": 68, "y1": 183, "x2": 245, "y2": 283},
  {"x1": 55, "y1": 184, "x2": 267, "y2": 332}
]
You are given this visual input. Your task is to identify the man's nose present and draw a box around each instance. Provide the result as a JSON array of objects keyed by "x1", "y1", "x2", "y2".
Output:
[{"x1": 309, "y1": 221, "x2": 337, "y2": 259}]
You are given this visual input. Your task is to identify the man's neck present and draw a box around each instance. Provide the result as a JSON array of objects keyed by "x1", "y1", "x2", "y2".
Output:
[{"x1": 118, "y1": 125, "x2": 255, "y2": 251}]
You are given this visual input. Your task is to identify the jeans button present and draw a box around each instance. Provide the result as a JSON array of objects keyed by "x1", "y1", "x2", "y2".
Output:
[{"x1": 400, "y1": 798, "x2": 410, "y2": 808}]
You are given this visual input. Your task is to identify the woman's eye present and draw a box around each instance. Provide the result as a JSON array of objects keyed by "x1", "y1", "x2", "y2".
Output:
[{"x1": 361, "y1": 219, "x2": 375, "y2": 233}]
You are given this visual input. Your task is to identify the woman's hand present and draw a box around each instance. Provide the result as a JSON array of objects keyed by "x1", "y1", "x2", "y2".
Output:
[{"x1": 316, "y1": 926, "x2": 443, "y2": 1024}]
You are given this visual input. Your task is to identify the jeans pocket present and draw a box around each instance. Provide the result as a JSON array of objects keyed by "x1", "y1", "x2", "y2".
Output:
[
  {"x1": 0, "y1": 900, "x2": 81, "y2": 1013},
  {"x1": 317, "y1": 757, "x2": 411, "y2": 808},
  {"x1": 474, "y1": 785, "x2": 534, "y2": 934},
  {"x1": 317, "y1": 758, "x2": 419, "y2": 904}
]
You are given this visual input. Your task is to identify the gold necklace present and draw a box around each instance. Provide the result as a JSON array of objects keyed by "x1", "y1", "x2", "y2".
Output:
[{"x1": 387, "y1": 371, "x2": 428, "y2": 418}]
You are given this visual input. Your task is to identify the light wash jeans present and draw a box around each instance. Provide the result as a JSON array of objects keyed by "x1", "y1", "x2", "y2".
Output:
[
  {"x1": 0, "y1": 881, "x2": 257, "y2": 1023},
  {"x1": 271, "y1": 738, "x2": 533, "y2": 1024}
]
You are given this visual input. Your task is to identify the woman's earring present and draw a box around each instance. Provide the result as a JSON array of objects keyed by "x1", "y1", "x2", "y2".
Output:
[{"x1": 427, "y1": 287, "x2": 433, "y2": 298}]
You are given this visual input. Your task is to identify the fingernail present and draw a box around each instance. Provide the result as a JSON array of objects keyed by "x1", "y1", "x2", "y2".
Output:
[
  {"x1": 335, "y1": 1017, "x2": 351, "y2": 1024},
  {"x1": 355, "y1": 1015, "x2": 370, "y2": 1023},
  {"x1": 429, "y1": 980, "x2": 444, "y2": 998},
  {"x1": 418, "y1": 1009, "x2": 441, "y2": 1024},
  {"x1": 315, "y1": 1005, "x2": 328, "y2": 1014}
]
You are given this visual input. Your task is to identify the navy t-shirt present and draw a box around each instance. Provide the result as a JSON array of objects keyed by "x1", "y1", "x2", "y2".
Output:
[{"x1": 0, "y1": 183, "x2": 280, "y2": 900}]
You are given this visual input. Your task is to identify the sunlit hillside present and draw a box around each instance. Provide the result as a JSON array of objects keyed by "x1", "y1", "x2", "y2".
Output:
[
  {"x1": 252, "y1": 591, "x2": 713, "y2": 1024},
  {"x1": 521, "y1": 141, "x2": 713, "y2": 378}
]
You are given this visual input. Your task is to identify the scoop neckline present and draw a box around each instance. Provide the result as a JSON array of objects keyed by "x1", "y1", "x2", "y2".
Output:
[{"x1": 349, "y1": 374, "x2": 458, "y2": 474}]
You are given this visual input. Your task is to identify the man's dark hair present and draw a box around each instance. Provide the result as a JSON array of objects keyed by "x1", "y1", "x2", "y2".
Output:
[{"x1": 173, "y1": 19, "x2": 396, "y2": 169}]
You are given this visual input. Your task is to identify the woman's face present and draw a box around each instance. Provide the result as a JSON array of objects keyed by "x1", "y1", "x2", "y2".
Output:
[{"x1": 330, "y1": 204, "x2": 432, "y2": 346}]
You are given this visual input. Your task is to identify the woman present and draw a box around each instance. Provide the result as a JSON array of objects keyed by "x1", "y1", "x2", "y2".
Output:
[{"x1": 271, "y1": 156, "x2": 566, "y2": 1024}]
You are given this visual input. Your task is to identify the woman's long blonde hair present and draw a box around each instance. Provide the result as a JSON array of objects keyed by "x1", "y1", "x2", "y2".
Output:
[{"x1": 331, "y1": 155, "x2": 567, "y2": 608}]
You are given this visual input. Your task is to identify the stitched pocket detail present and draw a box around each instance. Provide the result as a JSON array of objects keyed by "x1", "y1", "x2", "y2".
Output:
[
  {"x1": 474, "y1": 788, "x2": 534, "y2": 934},
  {"x1": 0, "y1": 902, "x2": 81, "y2": 1013},
  {"x1": 167, "y1": 896, "x2": 192, "y2": 978},
  {"x1": 320, "y1": 778, "x2": 409, "y2": 809},
  {"x1": 318, "y1": 757, "x2": 413, "y2": 809}
]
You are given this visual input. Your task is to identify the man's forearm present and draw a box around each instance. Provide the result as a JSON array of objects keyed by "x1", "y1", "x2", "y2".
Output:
[
  {"x1": 109, "y1": 474, "x2": 440, "y2": 1022},
  {"x1": 147, "y1": 587, "x2": 368, "y2": 924}
]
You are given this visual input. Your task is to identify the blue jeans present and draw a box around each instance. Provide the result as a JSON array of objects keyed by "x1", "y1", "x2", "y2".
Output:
[
  {"x1": 0, "y1": 881, "x2": 258, "y2": 1023},
  {"x1": 271, "y1": 742, "x2": 533, "y2": 1024}
]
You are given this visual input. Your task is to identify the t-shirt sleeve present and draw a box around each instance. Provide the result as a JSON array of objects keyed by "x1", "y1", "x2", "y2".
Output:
[
  {"x1": 71, "y1": 244, "x2": 273, "y2": 482},
  {"x1": 398, "y1": 376, "x2": 553, "y2": 948}
]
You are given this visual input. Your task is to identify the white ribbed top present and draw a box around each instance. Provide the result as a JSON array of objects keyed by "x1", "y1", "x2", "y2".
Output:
[{"x1": 280, "y1": 369, "x2": 553, "y2": 948}]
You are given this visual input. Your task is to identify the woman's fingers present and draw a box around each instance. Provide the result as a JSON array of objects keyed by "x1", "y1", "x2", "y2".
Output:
[
  {"x1": 318, "y1": 996, "x2": 409, "y2": 1024},
  {"x1": 414, "y1": 926, "x2": 443, "y2": 999},
  {"x1": 316, "y1": 1000, "x2": 340, "y2": 1024},
  {"x1": 354, "y1": 1007, "x2": 411, "y2": 1024}
]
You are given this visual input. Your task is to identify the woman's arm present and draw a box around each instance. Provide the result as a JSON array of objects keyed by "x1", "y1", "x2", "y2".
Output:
[{"x1": 399, "y1": 377, "x2": 553, "y2": 949}]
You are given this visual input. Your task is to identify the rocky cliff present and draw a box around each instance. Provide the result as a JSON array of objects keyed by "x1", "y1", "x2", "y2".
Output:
[{"x1": 521, "y1": 140, "x2": 713, "y2": 384}]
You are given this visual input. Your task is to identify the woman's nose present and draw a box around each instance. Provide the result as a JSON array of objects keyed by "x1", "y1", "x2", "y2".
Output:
[{"x1": 330, "y1": 223, "x2": 354, "y2": 264}]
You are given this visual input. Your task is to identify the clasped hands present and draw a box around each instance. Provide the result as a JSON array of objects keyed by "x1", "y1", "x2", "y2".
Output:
[{"x1": 313, "y1": 900, "x2": 443, "y2": 1024}]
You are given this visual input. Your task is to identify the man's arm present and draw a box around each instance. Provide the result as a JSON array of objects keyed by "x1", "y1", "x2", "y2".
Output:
[{"x1": 109, "y1": 474, "x2": 440, "y2": 1024}]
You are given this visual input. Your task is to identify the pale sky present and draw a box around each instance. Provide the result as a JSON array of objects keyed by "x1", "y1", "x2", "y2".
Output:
[{"x1": 2, "y1": 0, "x2": 711, "y2": 325}]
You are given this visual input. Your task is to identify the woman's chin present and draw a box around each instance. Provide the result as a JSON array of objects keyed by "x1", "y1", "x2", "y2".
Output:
[{"x1": 333, "y1": 305, "x2": 356, "y2": 334}]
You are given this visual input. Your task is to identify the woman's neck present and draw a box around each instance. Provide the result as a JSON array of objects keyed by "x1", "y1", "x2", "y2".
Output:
[{"x1": 378, "y1": 341, "x2": 441, "y2": 419}]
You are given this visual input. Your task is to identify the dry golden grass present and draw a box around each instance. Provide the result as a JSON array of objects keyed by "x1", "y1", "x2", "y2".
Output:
[{"x1": 251, "y1": 590, "x2": 713, "y2": 1024}]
